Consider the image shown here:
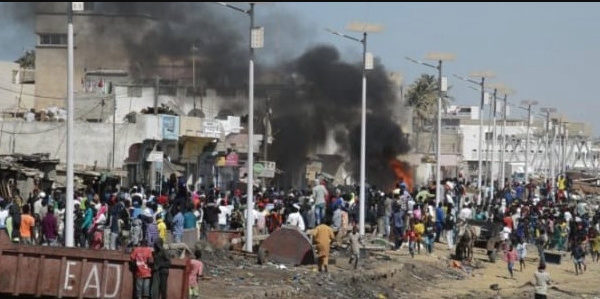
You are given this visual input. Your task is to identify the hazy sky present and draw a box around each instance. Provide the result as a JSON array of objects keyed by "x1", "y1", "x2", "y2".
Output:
[{"x1": 1, "y1": 2, "x2": 599, "y2": 136}]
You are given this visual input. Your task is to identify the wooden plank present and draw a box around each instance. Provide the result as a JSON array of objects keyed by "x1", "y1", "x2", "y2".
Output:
[{"x1": 35, "y1": 254, "x2": 45, "y2": 297}]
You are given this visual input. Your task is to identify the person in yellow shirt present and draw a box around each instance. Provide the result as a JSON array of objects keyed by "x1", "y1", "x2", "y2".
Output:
[
  {"x1": 413, "y1": 219, "x2": 425, "y2": 255},
  {"x1": 557, "y1": 175, "x2": 566, "y2": 191},
  {"x1": 157, "y1": 216, "x2": 167, "y2": 243}
]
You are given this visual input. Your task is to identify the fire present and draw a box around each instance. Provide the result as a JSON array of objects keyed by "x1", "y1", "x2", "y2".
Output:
[{"x1": 389, "y1": 159, "x2": 413, "y2": 193}]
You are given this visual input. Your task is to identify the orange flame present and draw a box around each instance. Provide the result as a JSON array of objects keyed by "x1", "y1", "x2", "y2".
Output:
[{"x1": 389, "y1": 159, "x2": 413, "y2": 193}]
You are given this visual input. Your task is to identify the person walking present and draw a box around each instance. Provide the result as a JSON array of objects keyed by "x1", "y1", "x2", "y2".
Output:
[
  {"x1": 503, "y1": 244, "x2": 518, "y2": 279},
  {"x1": 188, "y1": 250, "x2": 204, "y2": 298},
  {"x1": 391, "y1": 204, "x2": 405, "y2": 250},
  {"x1": 534, "y1": 263, "x2": 551, "y2": 299},
  {"x1": 571, "y1": 240, "x2": 587, "y2": 275},
  {"x1": 313, "y1": 218, "x2": 335, "y2": 273},
  {"x1": 345, "y1": 225, "x2": 364, "y2": 270},
  {"x1": 151, "y1": 238, "x2": 171, "y2": 299},
  {"x1": 516, "y1": 238, "x2": 527, "y2": 272}
]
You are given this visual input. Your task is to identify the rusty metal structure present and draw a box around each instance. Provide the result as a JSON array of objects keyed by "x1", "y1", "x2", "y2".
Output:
[{"x1": 0, "y1": 231, "x2": 190, "y2": 298}]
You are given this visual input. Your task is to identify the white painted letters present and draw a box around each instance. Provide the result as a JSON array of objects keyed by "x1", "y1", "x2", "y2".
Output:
[
  {"x1": 83, "y1": 265, "x2": 100, "y2": 297},
  {"x1": 64, "y1": 261, "x2": 78, "y2": 291},
  {"x1": 104, "y1": 264, "x2": 122, "y2": 298},
  {"x1": 63, "y1": 261, "x2": 123, "y2": 298}
]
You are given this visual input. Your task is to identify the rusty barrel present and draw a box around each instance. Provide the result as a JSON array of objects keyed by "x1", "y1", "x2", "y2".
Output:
[{"x1": 0, "y1": 230, "x2": 190, "y2": 298}]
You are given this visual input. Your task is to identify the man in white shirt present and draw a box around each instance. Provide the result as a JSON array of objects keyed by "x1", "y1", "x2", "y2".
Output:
[
  {"x1": 286, "y1": 204, "x2": 305, "y2": 231},
  {"x1": 458, "y1": 203, "x2": 473, "y2": 222},
  {"x1": 312, "y1": 180, "x2": 328, "y2": 225}
]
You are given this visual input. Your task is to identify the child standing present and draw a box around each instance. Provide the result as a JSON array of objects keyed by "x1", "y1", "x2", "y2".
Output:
[
  {"x1": 346, "y1": 225, "x2": 365, "y2": 270},
  {"x1": 404, "y1": 224, "x2": 417, "y2": 258},
  {"x1": 504, "y1": 245, "x2": 518, "y2": 279},
  {"x1": 516, "y1": 238, "x2": 527, "y2": 271},
  {"x1": 571, "y1": 240, "x2": 587, "y2": 275}
]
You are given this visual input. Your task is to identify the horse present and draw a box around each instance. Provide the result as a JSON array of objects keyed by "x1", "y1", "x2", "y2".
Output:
[{"x1": 455, "y1": 221, "x2": 480, "y2": 261}]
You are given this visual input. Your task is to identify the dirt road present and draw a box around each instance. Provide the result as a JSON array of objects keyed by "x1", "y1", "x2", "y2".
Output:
[{"x1": 198, "y1": 242, "x2": 600, "y2": 299}]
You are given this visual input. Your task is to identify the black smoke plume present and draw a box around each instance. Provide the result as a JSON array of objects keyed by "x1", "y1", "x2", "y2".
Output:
[{"x1": 269, "y1": 45, "x2": 410, "y2": 189}]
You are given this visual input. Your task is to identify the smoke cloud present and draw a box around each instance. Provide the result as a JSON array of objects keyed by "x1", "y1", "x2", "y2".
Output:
[{"x1": 269, "y1": 45, "x2": 410, "y2": 189}]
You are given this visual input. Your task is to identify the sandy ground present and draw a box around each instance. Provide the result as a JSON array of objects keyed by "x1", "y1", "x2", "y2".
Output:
[
  {"x1": 387, "y1": 242, "x2": 600, "y2": 299},
  {"x1": 197, "y1": 241, "x2": 600, "y2": 299}
]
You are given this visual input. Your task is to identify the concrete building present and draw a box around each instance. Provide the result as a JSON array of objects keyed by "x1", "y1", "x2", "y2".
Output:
[
  {"x1": 446, "y1": 105, "x2": 597, "y2": 184},
  {"x1": 0, "y1": 61, "x2": 35, "y2": 114},
  {"x1": 34, "y1": 3, "x2": 157, "y2": 108}
]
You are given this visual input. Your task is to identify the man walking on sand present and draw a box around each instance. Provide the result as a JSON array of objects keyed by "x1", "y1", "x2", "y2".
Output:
[{"x1": 314, "y1": 218, "x2": 335, "y2": 273}]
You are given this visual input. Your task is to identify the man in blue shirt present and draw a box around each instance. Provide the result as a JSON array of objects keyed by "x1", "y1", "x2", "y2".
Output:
[{"x1": 171, "y1": 206, "x2": 185, "y2": 243}]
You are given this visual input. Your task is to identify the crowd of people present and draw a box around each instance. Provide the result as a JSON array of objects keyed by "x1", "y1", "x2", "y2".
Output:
[{"x1": 0, "y1": 172, "x2": 598, "y2": 298}]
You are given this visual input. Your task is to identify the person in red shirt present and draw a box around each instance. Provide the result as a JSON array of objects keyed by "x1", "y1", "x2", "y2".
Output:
[
  {"x1": 130, "y1": 240, "x2": 153, "y2": 299},
  {"x1": 188, "y1": 250, "x2": 204, "y2": 298},
  {"x1": 503, "y1": 213, "x2": 514, "y2": 231},
  {"x1": 404, "y1": 225, "x2": 417, "y2": 258},
  {"x1": 503, "y1": 244, "x2": 518, "y2": 279}
]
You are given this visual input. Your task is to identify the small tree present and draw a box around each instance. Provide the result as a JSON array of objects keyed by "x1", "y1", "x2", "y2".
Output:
[{"x1": 15, "y1": 50, "x2": 35, "y2": 69}]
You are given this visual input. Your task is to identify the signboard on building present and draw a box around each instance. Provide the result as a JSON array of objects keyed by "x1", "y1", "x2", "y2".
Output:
[
  {"x1": 305, "y1": 161, "x2": 322, "y2": 180},
  {"x1": 160, "y1": 115, "x2": 179, "y2": 140},
  {"x1": 146, "y1": 151, "x2": 163, "y2": 162},
  {"x1": 200, "y1": 120, "x2": 221, "y2": 139},
  {"x1": 254, "y1": 161, "x2": 276, "y2": 178},
  {"x1": 225, "y1": 152, "x2": 239, "y2": 166}
]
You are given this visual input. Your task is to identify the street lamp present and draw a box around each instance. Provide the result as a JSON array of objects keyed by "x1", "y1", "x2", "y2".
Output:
[
  {"x1": 218, "y1": 2, "x2": 264, "y2": 252},
  {"x1": 454, "y1": 71, "x2": 494, "y2": 206},
  {"x1": 521, "y1": 100, "x2": 539, "y2": 184},
  {"x1": 540, "y1": 107, "x2": 556, "y2": 194},
  {"x1": 485, "y1": 83, "x2": 512, "y2": 204},
  {"x1": 406, "y1": 52, "x2": 454, "y2": 206},
  {"x1": 497, "y1": 88, "x2": 515, "y2": 187},
  {"x1": 65, "y1": 2, "x2": 84, "y2": 248},
  {"x1": 327, "y1": 21, "x2": 384, "y2": 236}
]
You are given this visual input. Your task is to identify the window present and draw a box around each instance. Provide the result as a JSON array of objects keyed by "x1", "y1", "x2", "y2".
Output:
[
  {"x1": 39, "y1": 34, "x2": 68, "y2": 46},
  {"x1": 128, "y1": 87, "x2": 142, "y2": 98}
]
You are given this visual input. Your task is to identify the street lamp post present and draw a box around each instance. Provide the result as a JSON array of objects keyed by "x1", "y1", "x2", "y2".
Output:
[
  {"x1": 498, "y1": 88, "x2": 515, "y2": 187},
  {"x1": 540, "y1": 107, "x2": 556, "y2": 192},
  {"x1": 65, "y1": 2, "x2": 84, "y2": 248},
  {"x1": 218, "y1": 2, "x2": 264, "y2": 252},
  {"x1": 454, "y1": 71, "x2": 494, "y2": 205},
  {"x1": 327, "y1": 21, "x2": 383, "y2": 236},
  {"x1": 521, "y1": 100, "x2": 539, "y2": 184},
  {"x1": 407, "y1": 53, "x2": 454, "y2": 206}
]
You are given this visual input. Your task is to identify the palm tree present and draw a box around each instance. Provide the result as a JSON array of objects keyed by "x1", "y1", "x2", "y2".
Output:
[{"x1": 406, "y1": 73, "x2": 454, "y2": 131}]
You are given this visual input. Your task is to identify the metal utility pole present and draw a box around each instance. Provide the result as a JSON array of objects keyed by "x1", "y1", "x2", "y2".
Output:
[
  {"x1": 454, "y1": 71, "x2": 494, "y2": 205},
  {"x1": 328, "y1": 22, "x2": 383, "y2": 236},
  {"x1": 406, "y1": 53, "x2": 454, "y2": 206},
  {"x1": 218, "y1": 2, "x2": 264, "y2": 252},
  {"x1": 540, "y1": 107, "x2": 556, "y2": 190},
  {"x1": 191, "y1": 43, "x2": 198, "y2": 111},
  {"x1": 112, "y1": 93, "x2": 116, "y2": 169},
  {"x1": 500, "y1": 94, "x2": 507, "y2": 186},
  {"x1": 489, "y1": 88, "x2": 497, "y2": 207},
  {"x1": 521, "y1": 100, "x2": 538, "y2": 184},
  {"x1": 154, "y1": 76, "x2": 159, "y2": 115},
  {"x1": 263, "y1": 96, "x2": 271, "y2": 161},
  {"x1": 65, "y1": 2, "x2": 84, "y2": 247}
]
